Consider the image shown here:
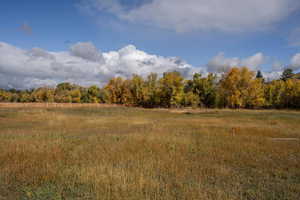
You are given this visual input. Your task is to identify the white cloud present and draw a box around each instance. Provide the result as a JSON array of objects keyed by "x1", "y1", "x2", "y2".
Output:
[
  {"x1": 82, "y1": 0, "x2": 300, "y2": 32},
  {"x1": 1, "y1": 41, "x2": 295, "y2": 90},
  {"x1": 272, "y1": 60, "x2": 285, "y2": 71},
  {"x1": 290, "y1": 53, "x2": 300, "y2": 70},
  {"x1": 269, "y1": 53, "x2": 300, "y2": 72},
  {"x1": 0, "y1": 41, "x2": 199, "y2": 89},
  {"x1": 262, "y1": 71, "x2": 282, "y2": 81},
  {"x1": 207, "y1": 52, "x2": 265, "y2": 72}
]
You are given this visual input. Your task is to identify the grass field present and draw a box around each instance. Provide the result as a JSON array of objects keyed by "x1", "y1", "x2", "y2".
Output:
[{"x1": 0, "y1": 104, "x2": 300, "y2": 199}]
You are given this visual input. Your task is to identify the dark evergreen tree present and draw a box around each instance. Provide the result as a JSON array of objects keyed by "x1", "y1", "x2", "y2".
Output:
[{"x1": 256, "y1": 70, "x2": 263, "y2": 79}]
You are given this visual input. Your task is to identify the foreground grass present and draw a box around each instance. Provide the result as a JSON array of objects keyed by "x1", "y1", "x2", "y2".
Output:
[{"x1": 0, "y1": 105, "x2": 299, "y2": 199}]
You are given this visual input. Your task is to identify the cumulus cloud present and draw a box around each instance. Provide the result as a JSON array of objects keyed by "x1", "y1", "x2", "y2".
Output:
[
  {"x1": 207, "y1": 52, "x2": 265, "y2": 72},
  {"x1": 0, "y1": 41, "x2": 198, "y2": 89},
  {"x1": 272, "y1": 60, "x2": 285, "y2": 71},
  {"x1": 262, "y1": 71, "x2": 282, "y2": 81},
  {"x1": 82, "y1": 0, "x2": 300, "y2": 32},
  {"x1": 28, "y1": 48, "x2": 55, "y2": 59},
  {"x1": 1, "y1": 41, "x2": 297, "y2": 90},
  {"x1": 70, "y1": 42, "x2": 104, "y2": 62},
  {"x1": 263, "y1": 54, "x2": 300, "y2": 80},
  {"x1": 290, "y1": 53, "x2": 300, "y2": 70}
]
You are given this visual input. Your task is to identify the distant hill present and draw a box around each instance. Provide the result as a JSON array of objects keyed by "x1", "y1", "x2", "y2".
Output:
[{"x1": 292, "y1": 72, "x2": 300, "y2": 79}]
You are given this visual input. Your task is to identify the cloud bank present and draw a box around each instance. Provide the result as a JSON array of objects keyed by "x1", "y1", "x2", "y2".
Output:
[
  {"x1": 290, "y1": 53, "x2": 300, "y2": 70},
  {"x1": 81, "y1": 0, "x2": 300, "y2": 32},
  {"x1": 0, "y1": 42, "x2": 195, "y2": 89},
  {"x1": 0, "y1": 41, "x2": 298, "y2": 89},
  {"x1": 207, "y1": 53, "x2": 265, "y2": 72}
]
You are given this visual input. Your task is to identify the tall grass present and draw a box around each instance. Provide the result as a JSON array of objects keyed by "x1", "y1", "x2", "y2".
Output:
[{"x1": 0, "y1": 104, "x2": 299, "y2": 199}]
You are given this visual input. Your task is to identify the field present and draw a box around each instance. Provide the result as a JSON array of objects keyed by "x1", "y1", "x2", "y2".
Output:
[{"x1": 0, "y1": 104, "x2": 300, "y2": 200}]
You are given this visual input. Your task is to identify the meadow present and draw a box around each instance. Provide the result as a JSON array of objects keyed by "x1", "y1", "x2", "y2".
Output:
[{"x1": 0, "y1": 103, "x2": 299, "y2": 199}]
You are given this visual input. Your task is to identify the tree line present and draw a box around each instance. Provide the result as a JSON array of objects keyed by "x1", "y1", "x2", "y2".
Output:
[{"x1": 1, "y1": 67, "x2": 300, "y2": 109}]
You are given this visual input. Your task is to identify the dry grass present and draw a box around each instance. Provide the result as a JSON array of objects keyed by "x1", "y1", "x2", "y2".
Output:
[
  {"x1": 0, "y1": 103, "x2": 121, "y2": 108},
  {"x1": 0, "y1": 104, "x2": 300, "y2": 199}
]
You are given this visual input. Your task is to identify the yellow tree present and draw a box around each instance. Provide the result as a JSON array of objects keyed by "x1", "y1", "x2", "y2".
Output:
[
  {"x1": 182, "y1": 91, "x2": 200, "y2": 108},
  {"x1": 70, "y1": 89, "x2": 82, "y2": 103},
  {"x1": 282, "y1": 79, "x2": 300, "y2": 108},
  {"x1": 121, "y1": 79, "x2": 134, "y2": 105},
  {"x1": 219, "y1": 67, "x2": 264, "y2": 108},
  {"x1": 159, "y1": 71, "x2": 184, "y2": 108},
  {"x1": 264, "y1": 80, "x2": 285, "y2": 108},
  {"x1": 104, "y1": 77, "x2": 128, "y2": 104},
  {"x1": 129, "y1": 75, "x2": 145, "y2": 106},
  {"x1": 143, "y1": 73, "x2": 160, "y2": 107},
  {"x1": 0, "y1": 89, "x2": 12, "y2": 102},
  {"x1": 31, "y1": 88, "x2": 55, "y2": 103},
  {"x1": 219, "y1": 68, "x2": 245, "y2": 108},
  {"x1": 244, "y1": 78, "x2": 265, "y2": 108}
]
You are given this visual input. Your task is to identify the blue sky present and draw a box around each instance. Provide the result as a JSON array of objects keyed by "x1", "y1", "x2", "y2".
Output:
[{"x1": 1, "y1": 0, "x2": 300, "y2": 88}]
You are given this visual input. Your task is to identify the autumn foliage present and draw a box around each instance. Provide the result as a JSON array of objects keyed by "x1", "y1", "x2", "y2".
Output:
[{"x1": 1, "y1": 67, "x2": 300, "y2": 109}]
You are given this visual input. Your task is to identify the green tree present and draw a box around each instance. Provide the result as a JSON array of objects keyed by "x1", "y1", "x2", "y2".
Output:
[
  {"x1": 87, "y1": 85, "x2": 100, "y2": 103},
  {"x1": 159, "y1": 71, "x2": 184, "y2": 108},
  {"x1": 189, "y1": 73, "x2": 217, "y2": 108},
  {"x1": 143, "y1": 73, "x2": 160, "y2": 108},
  {"x1": 281, "y1": 68, "x2": 294, "y2": 81},
  {"x1": 129, "y1": 75, "x2": 145, "y2": 106},
  {"x1": 54, "y1": 83, "x2": 78, "y2": 103},
  {"x1": 264, "y1": 80, "x2": 285, "y2": 108},
  {"x1": 56, "y1": 82, "x2": 74, "y2": 91},
  {"x1": 19, "y1": 91, "x2": 31, "y2": 102}
]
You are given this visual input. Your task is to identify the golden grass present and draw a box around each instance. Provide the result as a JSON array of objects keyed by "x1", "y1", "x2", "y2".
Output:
[
  {"x1": 0, "y1": 105, "x2": 300, "y2": 199},
  {"x1": 0, "y1": 103, "x2": 121, "y2": 108}
]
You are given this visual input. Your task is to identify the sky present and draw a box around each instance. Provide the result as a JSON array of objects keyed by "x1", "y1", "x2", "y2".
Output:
[{"x1": 1, "y1": 0, "x2": 300, "y2": 89}]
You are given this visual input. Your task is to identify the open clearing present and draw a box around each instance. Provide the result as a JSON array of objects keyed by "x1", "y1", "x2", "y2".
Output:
[{"x1": 0, "y1": 104, "x2": 300, "y2": 199}]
